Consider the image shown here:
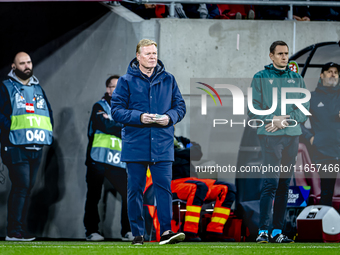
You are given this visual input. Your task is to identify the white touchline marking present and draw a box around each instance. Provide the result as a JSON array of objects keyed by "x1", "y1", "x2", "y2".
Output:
[{"x1": 0, "y1": 245, "x2": 338, "y2": 249}]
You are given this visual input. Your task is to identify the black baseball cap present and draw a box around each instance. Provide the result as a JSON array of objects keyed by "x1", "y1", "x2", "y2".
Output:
[{"x1": 321, "y1": 62, "x2": 340, "y2": 73}]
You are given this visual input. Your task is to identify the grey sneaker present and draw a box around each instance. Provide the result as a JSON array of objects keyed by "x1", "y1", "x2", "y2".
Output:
[
  {"x1": 86, "y1": 233, "x2": 104, "y2": 241},
  {"x1": 122, "y1": 232, "x2": 134, "y2": 241}
]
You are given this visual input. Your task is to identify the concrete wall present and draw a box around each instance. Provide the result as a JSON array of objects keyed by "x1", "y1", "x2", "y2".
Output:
[
  {"x1": 157, "y1": 19, "x2": 340, "y2": 180},
  {"x1": 159, "y1": 19, "x2": 340, "y2": 94},
  {"x1": 0, "y1": 2, "x2": 339, "y2": 238}
]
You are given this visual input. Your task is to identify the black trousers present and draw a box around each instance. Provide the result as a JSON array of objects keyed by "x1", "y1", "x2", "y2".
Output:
[
  {"x1": 258, "y1": 135, "x2": 299, "y2": 231},
  {"x1": 84, "y1": 163, "x2": 130, "y2": 237},
  {"x1": 2, "y1": 146, "x2": 42, "y2": 235},
  {"x1": 315, "y1": 159, "x2": 339, "y2": 207}
]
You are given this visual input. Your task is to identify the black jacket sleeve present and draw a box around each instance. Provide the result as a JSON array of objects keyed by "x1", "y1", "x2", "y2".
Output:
[
  {"x1": 92, "y1": 103, "x2": 122, "y2": 138},
  {"x1": 301, "y1": 119, "x2": 314, "y2": 143},
  {"x1": 0, "y1": 83, "x2": 12, "y2": 131}
]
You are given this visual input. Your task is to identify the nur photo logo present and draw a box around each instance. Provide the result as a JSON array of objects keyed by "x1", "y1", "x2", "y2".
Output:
[{"x1": 195, "y1": 80, "x2": 311, "y2": 128}]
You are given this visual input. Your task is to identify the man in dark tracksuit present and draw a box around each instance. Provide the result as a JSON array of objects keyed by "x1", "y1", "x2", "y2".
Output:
[
  {"x1": 301, "y1": 62, "x2": 340, "y2": 207},
  {"x1": 171, "y1": 136, "x2": 236, "y2": 242},
  {"x1": 248, "y1": 41, "x2": 309, "y2": 243},
  {"x1": 111, "y1": 39, "x2": 186, "y2": 245},
  {"x1": 0, "y1": 52, "x2": 53, "y2": 241},
  {"x1": 84, "y1": 75, "x2": 131, "y2": 241}
]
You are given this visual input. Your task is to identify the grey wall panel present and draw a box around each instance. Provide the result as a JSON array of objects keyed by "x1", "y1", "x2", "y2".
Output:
[
  {"x1": 0, "y1": 4, "x2": 149, "y2": 239},
  {"x1": 158, "y1": 19, "x2": 340, "y2": 95}
]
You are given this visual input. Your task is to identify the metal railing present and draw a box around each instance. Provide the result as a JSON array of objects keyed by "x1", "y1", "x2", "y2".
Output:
[{"x1": 129, "y1": 0, "x2": 340, "y2": 19}]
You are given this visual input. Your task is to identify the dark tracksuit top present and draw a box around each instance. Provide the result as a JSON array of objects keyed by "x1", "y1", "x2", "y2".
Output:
[
  {"x1": 248, "y1": 64, "x2": 309, "y2": 136},
  {"x1": 301, "y1": 80, "x2": 340, "y2": 161}
]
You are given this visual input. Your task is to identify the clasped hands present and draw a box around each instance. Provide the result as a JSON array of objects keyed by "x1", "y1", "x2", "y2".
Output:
[
  {"x1": 265, "y1": 115, "x2": 290, "y2": 133},
  {"x1": 141, "y1": 113, "x2": 169, "y2": 126}
]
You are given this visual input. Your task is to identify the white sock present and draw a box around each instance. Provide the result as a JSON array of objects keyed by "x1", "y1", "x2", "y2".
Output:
[{"x1": 162, "y1": 230, "x2": 171, "y2": 236}]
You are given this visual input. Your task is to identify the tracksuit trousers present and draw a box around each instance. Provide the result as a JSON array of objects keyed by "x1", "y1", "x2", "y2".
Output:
[{"x1": 258, "y1": 135, "x2": 299, "y2": 231}]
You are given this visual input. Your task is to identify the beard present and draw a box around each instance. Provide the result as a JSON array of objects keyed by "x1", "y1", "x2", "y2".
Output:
[
  {"x1": 326, "y1": 77, "x2": 338, "y2": 87},
  {"x1": 14, "y1": 68, "x2": 33, "y2": 80}
]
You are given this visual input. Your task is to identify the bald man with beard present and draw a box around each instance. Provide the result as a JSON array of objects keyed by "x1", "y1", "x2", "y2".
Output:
[{"x1": 0, "y1": 52, "x2": 53, "y2": 241}]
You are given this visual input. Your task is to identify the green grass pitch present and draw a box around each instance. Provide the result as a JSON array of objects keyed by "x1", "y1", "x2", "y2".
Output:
[{"x1": 1, "y1": 241, "x2": 340, "y2": 255}]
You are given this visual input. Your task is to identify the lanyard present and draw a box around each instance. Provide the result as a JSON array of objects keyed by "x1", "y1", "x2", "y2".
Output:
[{"x1": 9, "y1": 79, "x2": 36, "y2": 103}]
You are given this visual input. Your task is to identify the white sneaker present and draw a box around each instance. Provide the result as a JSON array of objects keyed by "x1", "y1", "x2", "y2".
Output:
[
  {"x1": 5, "y1": 233, "x2": 36, "y2": 242},
  {"x1": 121, "y1": 232, "x2": 134, "y2": 241},
  {"x1": 86, "y1": 233, "x2": 104, "y2": 241}
]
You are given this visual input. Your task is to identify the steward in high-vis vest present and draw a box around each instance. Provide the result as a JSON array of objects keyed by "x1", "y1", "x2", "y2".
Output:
[
  {"x1": 84, "y1": 75, "x2": 132, "y2": 242},
  {"x1": 0, "y1": 52, "x2": 53, "y2": 241},
  {"x1": 87, "y1": 98, "x2": 125, "y2": 169}
]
